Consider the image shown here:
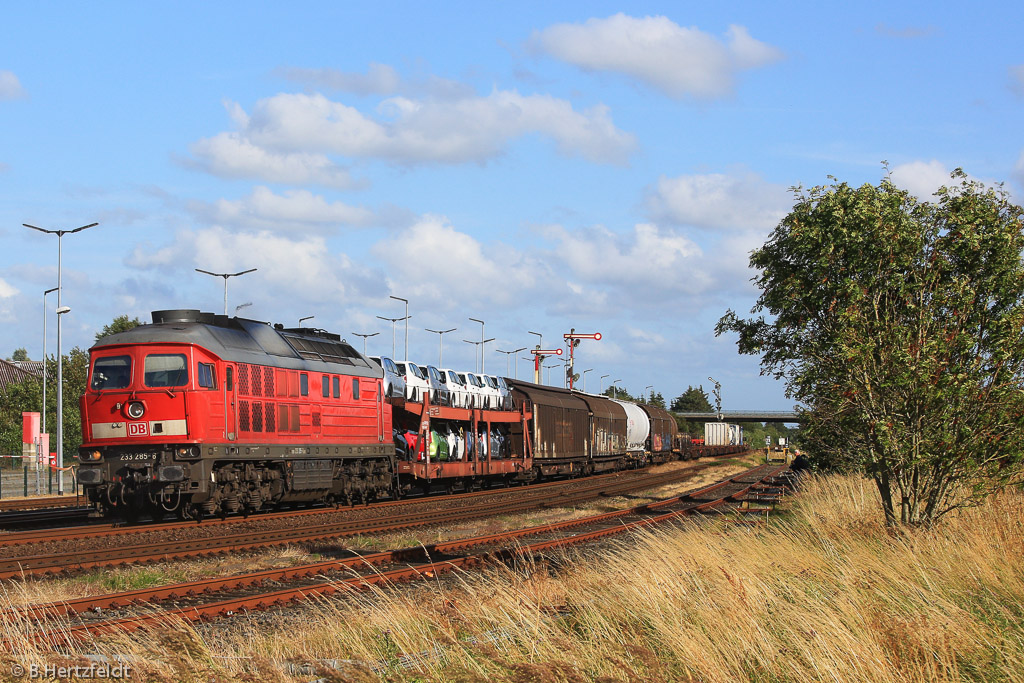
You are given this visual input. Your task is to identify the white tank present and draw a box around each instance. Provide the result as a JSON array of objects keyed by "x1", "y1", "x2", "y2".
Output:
[{"x1": 613, "y1": 399, "x2": 649, "y2": 453}]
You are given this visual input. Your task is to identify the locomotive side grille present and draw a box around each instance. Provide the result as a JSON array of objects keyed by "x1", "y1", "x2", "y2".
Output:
[
  {"x1": 312, "y1": 411, "x2": 321, "y2": 428},
  {"x1": 239, "y1": 400, "x2": 251, "y2": 432},
  {"x1": 252, "y1": 401, "x2": 264, "y2": 432},
  {"x1": 251, "y1": 365, "x2": 263, "y2": 397},
  {"x1": 265, "y1": 402, "x2": 276, "y2": 432},
  {"x1": 239, "y1": 364, "x2": 250, "y2": 395},
  {"x1": 264, "y1": 366, "x2": 275, "y2": 396}
]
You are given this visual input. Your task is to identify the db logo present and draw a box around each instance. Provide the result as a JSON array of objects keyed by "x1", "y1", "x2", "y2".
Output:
[{"x1": 127, "y1": 422, "x2": 149, "y2": 437}]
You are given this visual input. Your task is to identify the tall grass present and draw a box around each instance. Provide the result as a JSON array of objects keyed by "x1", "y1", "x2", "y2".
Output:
[{"x1": 3, "y1": 473, "x2": 1023, "y2": 681}]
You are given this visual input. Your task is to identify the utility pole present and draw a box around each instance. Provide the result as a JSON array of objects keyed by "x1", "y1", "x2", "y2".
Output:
[{"x1": 195, "y1": 268, "x2": 258, "y2": 315}]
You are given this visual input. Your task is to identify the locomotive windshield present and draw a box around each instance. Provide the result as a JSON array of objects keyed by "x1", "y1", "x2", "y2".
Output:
[
  {"x1": 91, "y1": 355, "x2": 132, "y2": 390},
  {"x1": 144, "y1": 353, "x2": 189, "y2": 387}
]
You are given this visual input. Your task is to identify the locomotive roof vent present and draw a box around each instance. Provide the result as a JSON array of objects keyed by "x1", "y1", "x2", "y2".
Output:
[{"x1": 152, "y1": 309, "x2": 203, "y2": 325}]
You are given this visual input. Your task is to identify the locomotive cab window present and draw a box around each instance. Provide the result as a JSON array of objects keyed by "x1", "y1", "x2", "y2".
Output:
[
  {"x1": 91, "y1": 355, "x2": 132, "y2": 391},
  {"x1": 144, "y1": 354, "x2": 188, "y2": 387},
  {"x1": 197, "y1": 363, "x2": 216, "y2": 389}
]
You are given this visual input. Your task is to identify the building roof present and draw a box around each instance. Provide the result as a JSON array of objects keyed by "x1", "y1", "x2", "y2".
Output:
[{"x1": 0, "y1": 358, "x2": 42, "y2": 391}]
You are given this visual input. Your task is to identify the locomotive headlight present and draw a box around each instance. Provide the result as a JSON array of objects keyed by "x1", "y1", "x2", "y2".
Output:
[
  {"x1": 176, "y1": 446, "x2": 200, "y2": 458},
  {"x1": 82, "y1": 450, "x2": 102, "y2": 461},
  {"x1": 125, "y1": 401, "x2": 145, "y2": 420}
]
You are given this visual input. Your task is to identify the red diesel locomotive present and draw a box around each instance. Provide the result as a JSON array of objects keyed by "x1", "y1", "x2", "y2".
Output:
[{"x1": 77, "y1": 310, "x2": 393, "y2": 519}]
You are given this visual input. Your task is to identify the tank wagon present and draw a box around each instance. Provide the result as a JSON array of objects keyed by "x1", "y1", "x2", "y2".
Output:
[{"x1": 76, "y1": 310, "x2": 746, "y2": 520}]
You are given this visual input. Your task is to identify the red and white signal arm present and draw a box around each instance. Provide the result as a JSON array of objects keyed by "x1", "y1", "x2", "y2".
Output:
[
  {"x1": 531, "y1": 348, "x2": 563, "y2": 356},
  {"x1": 564, "y1": 332, "x2": 602, "y2": 341}
]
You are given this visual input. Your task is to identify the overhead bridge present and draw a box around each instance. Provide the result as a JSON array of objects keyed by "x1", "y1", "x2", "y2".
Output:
[{"x1": 674, "y1": 411, "x2": 803, "y2": 423}]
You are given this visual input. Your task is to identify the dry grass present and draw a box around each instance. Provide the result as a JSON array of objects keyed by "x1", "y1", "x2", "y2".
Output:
[{"x1": 4, "y1": 469, "x2": 1022, "y2": 681}]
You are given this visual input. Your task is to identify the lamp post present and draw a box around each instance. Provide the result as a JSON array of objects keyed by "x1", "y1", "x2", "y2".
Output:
[
  {"x1": 41, "y1": 287, "x2": 58, "y2": 435},
  {"x1": 544, "y1": 362, "x2": 560, "y2": 385},
  {"x1": 581, "y1": 368, "x2": 593, "y2": 393},
  {"x1": 469, "y1": 318, "x2": 486, "y2": 373},
  {"x1": 612, "y1": 379, "x2": 622, "y2": 399},
  {"x1": 298, "y1": 315, "x2": 314, "y2": 327},
  {"x1": 464, "y1": 338, "x2": 494, "y2": 373},
  {"x1": 376, "y1": 315, "x2": 408, "y2": 359},
  {"x1": 644, "y1": 385, "x2": 653, "y2": 403},
  {"x1": 600, "y1": 374, "x2": 610, "y2": 394},
  {"x1": 390, "y1": 296, "x2": 409, "y2": 362},
  {"x1": 425, "y1": 327, "x2": 456, "y2": 367},
  {"x1": 496, "y1": 347, "x2": 526, "y2": 377},
  {"x1": 194, "y1": 268, "x2": 257, "y2": 315},
  {"x1": 351, "y1": 331, "x2": 380, "y2": 356},
  {"x1": 24, "y1": 221, "x2": 98, "y2": 496}
]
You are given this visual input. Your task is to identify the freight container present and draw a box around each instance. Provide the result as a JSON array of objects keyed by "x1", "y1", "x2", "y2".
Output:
[
  {"x1": 728, "y1": 423, "x2": 743, "y2": 446},
  {"x1": 704, "y1": 421, "x2": 731, "y2": 446}
]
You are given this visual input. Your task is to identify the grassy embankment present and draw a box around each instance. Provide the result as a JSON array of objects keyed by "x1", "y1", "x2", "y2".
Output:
[{"x1": 2, "y1": 464, "x2": 1023, "y2": 682}]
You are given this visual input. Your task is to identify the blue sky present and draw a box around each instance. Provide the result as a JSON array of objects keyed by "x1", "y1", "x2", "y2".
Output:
[{"x1": 2, "y1": 2, "x2": 1022, "y2": 410}]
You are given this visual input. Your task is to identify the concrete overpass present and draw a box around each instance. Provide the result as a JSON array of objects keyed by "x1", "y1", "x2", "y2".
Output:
[{"x1": 674, "y1": 411, "x2": 803, "y2": 423}]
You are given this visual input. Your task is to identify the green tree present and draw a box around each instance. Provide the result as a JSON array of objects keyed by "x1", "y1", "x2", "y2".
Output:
[
  {"x1": 95, "y1": 315, "x2": 142, "y2": 343},
  {"x1": 9, "y1": 348, "x2": 29, "y2": 362},
  {"x1": 670, "y1": 385, "x2": 712, "y2": 434},
  {"x1": 717, "y1": 170, "x2": 1024, "y2": 526},
  {"x1": 0, "y1": 347, "x2": 88, "y2": 457}
]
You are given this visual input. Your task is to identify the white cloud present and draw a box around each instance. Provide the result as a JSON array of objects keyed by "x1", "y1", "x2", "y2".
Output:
[
  {"x1": 530, "y1": 14, "x2": 783, "y2": 99},
  {"x1": 647, "y1": 171, "x2": 789, "y2": 231},
  {"x1": 0, "y1": 71, "x2": 25, "y2": 100},
  {"x1": 187, "y1": 131, "x2": 358, "y2": 188},
  {"x1": 127, "y1": 226, "x2": 377, "y2": 306},
  {"x1": 279, "y1": 62, "x2": 402, "y2": 96},
  {"x1": 1011, "y1": 65, "x2": 1024, "y2": 96},
  {"x1": 0, "y1": 277, "x2": 18, "y2": 298},
  {"x1": 544, "y1": 222, "x2": 711, "y2": 298},
  {"x1": 889, "y1": 160, "x2": 960, "y2": 200},
  {"x1": 373, "y1": 215, "x2": 548, "y2": 308},
  {"x1": 190, "y1": 88, "x2": 635, "y2": 181},
  {"x1": 188, "y1": 186, "x2": 375, "y2": 232}
]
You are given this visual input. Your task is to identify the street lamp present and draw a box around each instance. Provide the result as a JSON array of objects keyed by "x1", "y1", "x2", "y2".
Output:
[
  {"x1": 298, "y1": 315, "x2": 314, "y2": 327},
  {"x1": 496, "y1": 347, "x2": 526, "y2": 377},
  {"x1": 644, "y1": 385, "x2": 653, "y2": 403},
  {"x1": 600, "y1": 374, "x2": 610, "y2": 394},
  {"x1": 544, "y1": 362, "x2": 560, "y2": 385},
  {"x1": 425, "y1": 327, "x2": 457, "y2": 367},
  {"x1": 390, "y1": 295, "x2": 409, "y2": 362},
  {"x1": 41, "y1": 287, "x2": 58, "y2": 436},
  {"x1": 469, "y1": 318, "x2": 486, "y2": 373},
  {"x1": 612, "y1": 378, "x2": 622, "y2": 399},
  {"x1": 376, "y1": 315, "x2": 408, "y2": 359},
  {"x1": 581, "y1": 368, "x2": 593, "y2": 393},
  {"x1": 464, "y1": 338, "x2": 495, "y2": 373},
  {"x1": 194, "y1": 268, "x2": 257, "y2": 315},
  {"x1": 351, "y1": 331, "x2": 380, "y2": 356},
  {"x1": 24, "y1": 221, "x2": 98, "y2": 495}
]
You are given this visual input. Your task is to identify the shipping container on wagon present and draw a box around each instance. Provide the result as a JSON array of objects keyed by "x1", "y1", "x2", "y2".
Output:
[
  {"x1": 704, "y1": 421, "x2": 731, "y2": 446},
  {"x1": 729, "y1": 423, "x2": 744, "y2": 446}
]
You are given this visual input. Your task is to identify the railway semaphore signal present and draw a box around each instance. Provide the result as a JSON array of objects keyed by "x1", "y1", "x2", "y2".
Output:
[{"x1": 563, "y1": 329, "x2": 602, "y2": 390}]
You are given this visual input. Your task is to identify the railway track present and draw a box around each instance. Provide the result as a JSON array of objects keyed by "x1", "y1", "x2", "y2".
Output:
[
  {"x1": 4, "y1": 463, "x2": 791, "y2": 645},
  {"x1": 0, "y1": 456, "x2": 749, "y2": 578}
]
